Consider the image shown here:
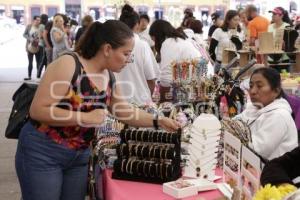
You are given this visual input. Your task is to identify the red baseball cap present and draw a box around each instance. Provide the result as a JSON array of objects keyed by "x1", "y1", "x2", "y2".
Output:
[{"x1": 269, "y1": 7, "x2": 284, "y2": 16}]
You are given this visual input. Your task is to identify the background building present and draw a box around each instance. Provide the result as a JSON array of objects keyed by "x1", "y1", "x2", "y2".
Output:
[{"x1": 0, "y1": 0, "x2": 230, "y2": 26}]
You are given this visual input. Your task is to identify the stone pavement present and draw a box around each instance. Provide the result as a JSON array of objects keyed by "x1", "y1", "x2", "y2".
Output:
[
  {"x1": 0, "y1": 25, "x2": 28, "y2": 200},
  {"x1": 0, "y1": 81, "x2": 22, "y2": 200}
]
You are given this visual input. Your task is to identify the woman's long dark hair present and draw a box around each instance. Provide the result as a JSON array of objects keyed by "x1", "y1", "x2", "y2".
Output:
[
  {"x1": 149, "y1": 19, "x2": 187, "y2": 53},
  {"x1": 75, "y1": 20, "x2": 133, "y2": 59},
  {"x1": 221, "y1": 10, "x2": 241, "y2": 32}
]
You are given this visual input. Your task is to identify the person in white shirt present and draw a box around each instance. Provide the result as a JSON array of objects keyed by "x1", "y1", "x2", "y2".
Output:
[
  {"x1": 267, "y1": 7, "x2": 292, "y2": 66},
  {"x1": 138, "y1": 14, "x2": 154, "y2": 48},
  {"x1": 236, "y1": 67, "x2": 298, "y2": 160},
  {"x1": 209, "y1": 10, "x2": 244, "y2": 73},
  {"x1": 149, "y1": 19, "x2": 200, "y2": 99},
  {"x1": 117, "y1": 5, "x2": 159, "y2": 105}
]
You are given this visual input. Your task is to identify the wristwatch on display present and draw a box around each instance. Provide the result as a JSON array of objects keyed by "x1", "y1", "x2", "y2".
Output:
[{"x1": 153, "y1": 112, "x2": 159, "y2": 130}]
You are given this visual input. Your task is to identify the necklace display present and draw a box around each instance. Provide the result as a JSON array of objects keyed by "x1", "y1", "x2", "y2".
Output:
[
  {"x1": 182, "y1": 114, "x2": 221, "y2": 180},
  {"x1": 93, "y1": 115, "x2": 125, "y2": 169},
  {"x1": 171, "y1": 58, "x2": 209, "y2": 103}
]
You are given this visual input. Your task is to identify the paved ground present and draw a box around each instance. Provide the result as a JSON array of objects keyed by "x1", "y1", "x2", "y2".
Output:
[
  {"x1": 0, "y1": 83, "x2": 22, "y2": 200},
  {"x1": 0, "y1": 26, "x2": 27, "y2": 200}
]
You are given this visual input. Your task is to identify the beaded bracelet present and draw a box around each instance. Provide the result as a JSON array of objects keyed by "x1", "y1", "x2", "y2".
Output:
[
  {"x1": 165, "y1": 148, "x2": 168, "y2": 159},
  {"x1": 126, "y1": 159, "x2": 131, "y2": 174},
  {"x1": 121, "y1": 159, "x2": 126, "y2": 173},
  {"x1": 160, "y1": 148, "x2": 163, "y2": 159},
  {"x1": 135, "y1": 143, "x2": 139, "y2": 157},
  {"x1": 155, "y1": 163, "x2": 159, "y2": 177},
  {"x1": 149, "y1": 163, "x2": 155, "y2": 177},
  {"x1": 160, "y1": 131, "x2": 164, "y2": 143},
  {"x1": 130, "y1": 159, "x2": 136, "y2": 174},
  {"x1": 136, "y1": 160, "x2": 142, "y2": 176},
  {"x1": 148, "y1": 145, "x2": 153, "y2": 158},
  {"x1": 143, "y1": 161, "x2": 147, "y2": 177},
  {"x1": 141, "y1": 145, "x2": 147, "y2": 159},
  {"x1": 165, "y1": 163, "x2": 168, "y2": 179},
  {"x1": 160, "y1": 163, "x2": 163, "y2": 180}
]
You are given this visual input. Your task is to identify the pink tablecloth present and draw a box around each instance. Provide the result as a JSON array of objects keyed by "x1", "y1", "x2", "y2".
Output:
[{"x1": 102, "y1": 169, "x2": 223, "y2": 200}]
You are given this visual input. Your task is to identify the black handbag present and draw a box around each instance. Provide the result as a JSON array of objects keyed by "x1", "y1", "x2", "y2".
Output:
[
  {"x1": 5, "y1": 52, "x2": 83, "y2": 139},
  {"x1": 5, "y1": 83, "x2": 38, "y2": 139}
]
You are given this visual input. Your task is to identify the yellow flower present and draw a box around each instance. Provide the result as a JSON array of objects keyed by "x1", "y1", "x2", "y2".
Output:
[
  {"x1": 254, "y1": 184, "x2": 282, "y2": 200},
  {"x1": 254, "y1": 184, "x2": 297, "y2": 200},
  {"x1": 277, "y1": 184, "x2": 297, "y2": 197}
]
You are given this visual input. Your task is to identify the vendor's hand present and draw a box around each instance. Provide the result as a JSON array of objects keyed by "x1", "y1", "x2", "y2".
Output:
[
  {"x1": 82, "y1": 109, "x2": 107, "y2": 126},
  {"x1": 158, "y1": 117, "x2": 181, "y2": 132}
]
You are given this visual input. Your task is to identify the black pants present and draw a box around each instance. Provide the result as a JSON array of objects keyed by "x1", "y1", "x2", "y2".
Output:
[
  {"x1": 37, "y1": 47, "x2": 47, "y2": 78},
  {"x1": 27, "y1": 47, "x2": 43, "y2": 78}
]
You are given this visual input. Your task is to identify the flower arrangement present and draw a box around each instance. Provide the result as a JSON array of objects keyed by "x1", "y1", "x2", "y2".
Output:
[{"x1": 253, "y1": 184, "x2": 297, "y2": 200}]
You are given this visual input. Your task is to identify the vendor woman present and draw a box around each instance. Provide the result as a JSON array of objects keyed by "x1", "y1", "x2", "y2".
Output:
[{"x1": 236, "y1": 67, "x2": 298, "y2": 160}]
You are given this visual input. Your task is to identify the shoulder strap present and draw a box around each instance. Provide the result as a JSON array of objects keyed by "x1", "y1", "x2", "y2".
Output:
[{"x1": 63, "y1": 52, "x2": 82, "y2": 85}]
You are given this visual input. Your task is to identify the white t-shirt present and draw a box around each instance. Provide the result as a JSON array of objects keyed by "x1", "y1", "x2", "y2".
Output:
[
  {"x1": 193, "y1": 33, "x2": 207, "y2": 48},
  {"x1": 212, "y1": 28, "x2": 244, "y2": 62},
  {"x1": 268, "y1": 22, "x2": 289, "y2": 60},
  {"x1": 29, "y1": 26, "x2": 39, "y2": 40},
  {"x1": 138, "y1": 27, "x2": 154, "y2": 47},
  {"x1": 268, "y1": 22, "x2": 289, "y2": 38},
  {"x1": 116, "y1": 34, "x2": 159, "y2": 105},
  {"x1": 159, "y1": 37, "x2": 201, "y2": 87}
]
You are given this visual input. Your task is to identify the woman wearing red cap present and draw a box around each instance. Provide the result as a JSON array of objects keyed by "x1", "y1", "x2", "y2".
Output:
[{"x1": 267, "y1": 7, "x2": 292, "y2": 69}]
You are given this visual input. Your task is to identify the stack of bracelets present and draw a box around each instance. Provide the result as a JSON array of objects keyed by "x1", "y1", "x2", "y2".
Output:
[{"x1": 112, "y1": 128, "x2": 181, "y2": 184}]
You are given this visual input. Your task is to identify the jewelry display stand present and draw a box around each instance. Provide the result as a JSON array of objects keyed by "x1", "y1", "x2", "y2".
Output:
[
  {"x1": 183, "y1": 114, "x2": 221, "y2": 180},
  {"x1": 112, "y1": 129, "x2": 182, "y2": 184}
]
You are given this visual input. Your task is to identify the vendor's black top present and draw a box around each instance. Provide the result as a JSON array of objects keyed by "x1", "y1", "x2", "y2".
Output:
[{"x1": 260, "y1": 146, "x2": 300, "y2": 187}]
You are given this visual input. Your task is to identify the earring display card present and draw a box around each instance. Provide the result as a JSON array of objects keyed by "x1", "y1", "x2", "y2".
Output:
[
  {"x1": 240, "y1": 146, "x2": 262, "y2": 200},
  {"x1": 223, "y1": 131, "x2": 242, "y2": 198}
]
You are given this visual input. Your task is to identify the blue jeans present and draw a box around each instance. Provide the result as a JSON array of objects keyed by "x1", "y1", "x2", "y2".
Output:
[{"x1": 15, "y1": 122, "x2": 91, "y2": 200}]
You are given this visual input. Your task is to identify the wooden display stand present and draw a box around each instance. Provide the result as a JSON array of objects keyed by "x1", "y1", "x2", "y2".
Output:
[
  {"x1": 293, "y1": 52, "x2": 300, "y2": 72},
  {"x1": 222, "y1": 49, "x2": 236, "y2": 65},
  {"x1": 257, "y1": 32, "x2": 300, "y2": 72},
  {"x1": 222, "y1": 49, "x2": 251, "y2": 68}
]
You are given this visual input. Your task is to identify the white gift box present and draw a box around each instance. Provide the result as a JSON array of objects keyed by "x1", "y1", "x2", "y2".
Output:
[
  {"x1": 187, "y1": 178, "x2": 218, "y2": 192},
  {"x1": 163, "y1": 180, "x2": 198, "y2": 199}
]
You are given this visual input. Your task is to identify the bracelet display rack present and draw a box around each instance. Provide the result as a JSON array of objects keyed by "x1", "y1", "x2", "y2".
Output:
[{"x1": 112, "y1": 128, "x2": 181, "y2": 184}]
